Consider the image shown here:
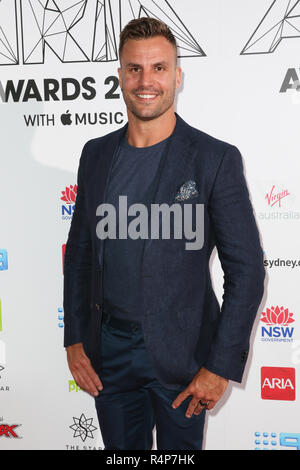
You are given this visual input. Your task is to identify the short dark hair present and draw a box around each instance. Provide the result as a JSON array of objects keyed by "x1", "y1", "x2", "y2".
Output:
[{"x1": 119, "y1": 17, "x2": 177, "y2": 64}]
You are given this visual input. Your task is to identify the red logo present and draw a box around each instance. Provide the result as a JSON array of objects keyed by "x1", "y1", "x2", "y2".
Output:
[
  {"x1": 261, "y1": 306, "x2": 295, "y2": 325},
  {"x1": 61, "y1": 185, "x2": 77, "y2": 204},
  {"x1": 261, "y1": 367, "x2": 295, "y2": 401},
  {"x1": 0, "y1": 424, "x2": 19, "y2": 438},
  {"x1": 265, "y1": 185, "x2": 290, "y2": 208},
  {"x1": 62, "y1": 244, "x2": 66, "y2": 274}
]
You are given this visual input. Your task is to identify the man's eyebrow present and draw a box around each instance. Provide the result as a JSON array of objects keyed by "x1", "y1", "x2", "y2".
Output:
[
  {"x1": 153, "y1": 61, "x2": 169, "y2": 67},
  {"x1": 125, "y1": 63, "x2": 141, "y2": 68},
  {"x1": 125, "y1": 61, "x2": 169, "y2": 68}
]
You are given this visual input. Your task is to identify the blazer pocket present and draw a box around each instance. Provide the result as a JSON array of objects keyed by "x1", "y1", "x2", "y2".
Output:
[
  {"x1": 177, "y1": 307, "x2": 202, "y2": 330},
  {"x1": 173, "y1": 194, "x2": 202, "y2": 204}
]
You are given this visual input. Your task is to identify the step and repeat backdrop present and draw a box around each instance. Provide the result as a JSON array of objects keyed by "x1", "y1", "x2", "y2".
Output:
[{"x1": 1, "y1": 0, "x2": 300, "y2": 450}]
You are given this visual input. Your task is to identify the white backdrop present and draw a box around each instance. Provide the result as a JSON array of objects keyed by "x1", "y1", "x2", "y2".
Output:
[{"x1": 1, "y1": 0, "x2": 300, "y2": 450}]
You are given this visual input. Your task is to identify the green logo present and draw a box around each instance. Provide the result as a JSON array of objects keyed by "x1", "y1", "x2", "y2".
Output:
[{"x1": 69, "y1": 380, "x2": 81, "y2": 392}]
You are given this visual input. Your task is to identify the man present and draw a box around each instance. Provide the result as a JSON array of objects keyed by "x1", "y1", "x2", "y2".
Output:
[{"x1": 64, "y1": 18, "x2": 265, "y2": 450}]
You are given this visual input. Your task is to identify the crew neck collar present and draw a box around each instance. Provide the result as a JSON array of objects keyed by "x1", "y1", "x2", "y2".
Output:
[{"x1": 122, "y1": 132, "x2": 171, "y2": 151}]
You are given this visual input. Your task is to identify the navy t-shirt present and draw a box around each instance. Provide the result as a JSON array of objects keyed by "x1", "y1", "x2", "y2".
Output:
[{"x1": 103, "y1": 132, "x2": 170, "y2": 321}]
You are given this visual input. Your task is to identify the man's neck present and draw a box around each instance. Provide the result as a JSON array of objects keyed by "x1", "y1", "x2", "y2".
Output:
[{"x1": 126, "y1": 108, "x2": 176, "y2": 148}]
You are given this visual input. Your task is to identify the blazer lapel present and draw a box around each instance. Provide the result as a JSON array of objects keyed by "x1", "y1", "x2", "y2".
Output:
[
  {"x1": 95, "y1": 122, "x2": 128, "y2": 269},
  {"x1": 140, "y1": 113, "x2": 196, "y2": 263}
]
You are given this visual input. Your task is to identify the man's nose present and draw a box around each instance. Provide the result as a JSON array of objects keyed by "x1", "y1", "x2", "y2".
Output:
[{"x1": 138, "y1": 69, "x2": 154, "y2": 88}]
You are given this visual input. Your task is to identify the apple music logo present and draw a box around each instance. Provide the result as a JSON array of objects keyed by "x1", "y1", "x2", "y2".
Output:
[{"x1": 24, "y1": 110, "x2": 124, "y2": 127}]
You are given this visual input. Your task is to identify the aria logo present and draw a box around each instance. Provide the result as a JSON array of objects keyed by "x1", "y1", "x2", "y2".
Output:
[
  {"x1": 61, "y1": 184, "x2": 77, "y2": 220},
  {"x1": 2, "y1": 0, "x2": 299, "y2": 64},
  {"x1": 261, "y1": 367, "x2": 296, "y2": 401},
  {"x1": 0, "y1": 0, "x2": 204, "y2": 66},
  {"x1": 260, "y1": 305, "x2": 295, "y2": 342}
]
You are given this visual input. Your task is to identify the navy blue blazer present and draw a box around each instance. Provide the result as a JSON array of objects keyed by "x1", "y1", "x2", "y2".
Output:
[{"x1": 63, "y1": 112, "x2": 265, "y2": 389}]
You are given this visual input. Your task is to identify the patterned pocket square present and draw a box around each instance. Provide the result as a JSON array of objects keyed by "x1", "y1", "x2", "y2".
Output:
[{"x1": 175, "y1": 180, "x2": 199, "y2": 202}]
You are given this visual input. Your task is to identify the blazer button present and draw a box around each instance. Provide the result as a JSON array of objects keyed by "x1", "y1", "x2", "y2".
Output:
[{"x1": 241, "y1": 351, "x2": 248, "y2": 362}]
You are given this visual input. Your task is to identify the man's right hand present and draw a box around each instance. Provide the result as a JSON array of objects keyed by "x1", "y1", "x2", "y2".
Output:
[{"x1": 66, "y1": 343, "x2": 103, "y2": 397}]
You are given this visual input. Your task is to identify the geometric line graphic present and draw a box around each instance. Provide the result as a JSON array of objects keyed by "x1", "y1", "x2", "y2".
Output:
[
  {"x1": 0, "y1": 0, "x2": 19, "y2": 66},
  {"x1": 20, "y1": 0, "x2": 90, "y2": 64},
  {"x1": 241, "y1": 0, "x2": 300, "y2": 54},
  {"x1": 119, "y1": 0, "x2": 205, "y2": 59},
  {"x1": 92, "y1": 0, "x2": 205, "y2": 62},
  {"x1": 69, "y1": 414, "x2": 97, "y2": 442},
  {"x1": 92, "y1": 0, "x2": 118, "y2": 61},
  {"x1": 1, "y1": 0, "x2": 204, "y2": 65}
]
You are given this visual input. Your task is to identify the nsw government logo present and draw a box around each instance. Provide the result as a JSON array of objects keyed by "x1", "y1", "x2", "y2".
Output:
[
  {"x1": 61, "y1": 185, "x2": 77, "y2": 220},
  {"x1": 261, "y1": 367, "x2": 296, "y2": 401},
  {"x1": 260, "y1": 305, "x2": 295, "y2": 342}
]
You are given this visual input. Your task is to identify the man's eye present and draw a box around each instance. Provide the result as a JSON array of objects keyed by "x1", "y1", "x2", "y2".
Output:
[{"x1": 130, "y1": 67, "x2": 140, "y2": 72}]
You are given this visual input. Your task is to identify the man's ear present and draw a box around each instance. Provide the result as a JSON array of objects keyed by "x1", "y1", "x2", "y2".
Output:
[{"x1": 175, "y1": 67, "x2": 182, "y2": 89}]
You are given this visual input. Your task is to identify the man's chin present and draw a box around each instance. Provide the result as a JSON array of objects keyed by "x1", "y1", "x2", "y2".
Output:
[
  {"x1": 130, "y1": 106, "x2": 171, "y2": 122},
  {"x1": 132, "y1": 113, "x2": 159, "y2": 121}
]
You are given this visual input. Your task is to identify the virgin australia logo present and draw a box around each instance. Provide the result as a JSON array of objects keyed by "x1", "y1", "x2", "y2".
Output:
[
  {"x1": 96, "y1": 196, "x2": 204, "y2": 250},
  {"x1": 265, "y1": 185, "x2": 290, "y2": 208},
  {"x1": 257, "y1": 182, "x2": 299, "y2": 221}
]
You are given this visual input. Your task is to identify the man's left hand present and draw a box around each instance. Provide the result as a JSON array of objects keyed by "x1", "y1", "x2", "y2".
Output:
[{"x1": 171, "y1": 367, "x2": 229, "y2": 418}]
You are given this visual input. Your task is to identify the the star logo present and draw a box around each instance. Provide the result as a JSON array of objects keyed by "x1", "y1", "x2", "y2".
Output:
[{"x1": 69, "y1": 413, "x2": 97, "y2": 442}]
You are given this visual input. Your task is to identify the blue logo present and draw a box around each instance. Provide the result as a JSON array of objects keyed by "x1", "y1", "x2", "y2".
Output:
[
  {"x1": 57, "y1": 307, "x2": 64, "y2": 328},
  {"x1": 61, "y1": 204, "x2": 75, "y2": 220},
  {"x1": 261, "y1": 326, "x2": 294, "y2": 341},
  {"x1": 254, "y1": 432, "x2": 300, "y2": 450},
  {"x1": 0, "y1": 250, "x2": 8, "y2": 271}
]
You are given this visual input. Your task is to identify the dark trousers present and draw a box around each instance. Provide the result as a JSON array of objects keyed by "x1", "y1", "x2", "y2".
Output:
[{"x1": 94, "y1": 312, "x2": 206, "y2": 450}]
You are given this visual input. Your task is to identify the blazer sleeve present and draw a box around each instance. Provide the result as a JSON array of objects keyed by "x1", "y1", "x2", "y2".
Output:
[
  {"x1": 63, "y1": 142, "x2": 92, "y2": 348},
  {"x1": 204, "y1": 144, "x2": 265, "y2": 383}
]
